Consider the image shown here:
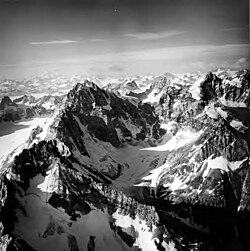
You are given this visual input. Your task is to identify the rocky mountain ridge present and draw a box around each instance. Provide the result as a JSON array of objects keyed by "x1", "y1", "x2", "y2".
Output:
[{"x1": 0, "y1": 94, "x2": 64, "y2": 122}]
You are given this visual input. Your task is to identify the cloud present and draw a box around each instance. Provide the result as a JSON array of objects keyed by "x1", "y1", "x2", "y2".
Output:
[
  {"x1": 88, "y1": 65, "x2": 125, "y2": 75},
  {"x1": 0, "y1": 63, "x2": 20, "y2": 68},
  {"x1": 29, "y1": 40, "x2": 82, "y2": 45},
  {"x1": 108, "y1": 65, "x2": 124, "y2": 72},
  {"x1": 88, "y1": 66, "x2": 105, "y2": 73},
  {"x1": 124, "y1": 30, "x2": 186, "y2": 40},
  {"x1": 233, "y1": 57, "x2": 249, "y2": 69},
  {"x1": 30, "y1": 43, "x2": 245, "y2": 67},
  {"x1": 84, "y1": 43, "x2": 248, "y2": 73},
  {"x1": 4, "y1": 43, "x2": 247, "y2": 75},
  {"x1": 223, "y1": 27, "x2": 246, "y2": 32},
  {"x1": 30, "y1": 38, "x2": 106, "y2": 45},
  {"x1": 90, "y1": 43, "x2": 248, "y2": 62},
  {"x1": 90, "y1": 39, "x2": 106, "y2": 42},
  {"x1": 0, "y1": 60, "x2": 54, "y2": 68}
]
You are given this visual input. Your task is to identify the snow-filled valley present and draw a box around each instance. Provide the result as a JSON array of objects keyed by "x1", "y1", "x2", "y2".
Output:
[{"x1": 0, "y1": 117, "x2": 49, "y2": 167}]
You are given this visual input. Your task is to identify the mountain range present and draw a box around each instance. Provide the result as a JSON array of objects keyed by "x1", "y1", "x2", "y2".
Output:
[{"x1": 0, "y1": 69, "x2": 249, "y2": 251}]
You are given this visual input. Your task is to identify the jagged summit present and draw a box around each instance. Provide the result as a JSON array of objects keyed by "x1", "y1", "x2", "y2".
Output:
[
  {"x1": 204, "y1": 71, "x2": 219, "y2": 82},
  {"x1": 73, "y1": 80, "x2": 100, "y2": 92},
  {"x1": 0, "y1": 96, "x2": 17, "y2": 110}
]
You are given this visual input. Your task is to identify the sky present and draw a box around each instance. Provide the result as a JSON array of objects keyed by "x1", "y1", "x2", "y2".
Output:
[{"x1": 0, "y1": 0, "x2": 249, "y2": 78}]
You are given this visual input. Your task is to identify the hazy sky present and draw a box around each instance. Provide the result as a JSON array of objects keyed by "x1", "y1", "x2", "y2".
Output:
[{"x1": 0, "y1": 0, "x2": 249, "y2": 78}]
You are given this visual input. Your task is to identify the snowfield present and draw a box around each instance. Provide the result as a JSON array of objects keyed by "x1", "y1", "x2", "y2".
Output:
[
  {"x1": 113, "y1": 210, "x2": 176, "y2": 251},
  {"x1": 14, "y1": 172, "x2": 176, "y2": 251},
  {"x1": 142, "y1": 128, "x2": 203, "y2": 152},
  {"x1": 0, "y1": 117, "x2": 49, "y2": 168}
]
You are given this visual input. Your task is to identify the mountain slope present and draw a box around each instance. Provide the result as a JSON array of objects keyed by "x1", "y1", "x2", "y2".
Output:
[{"x1": 0, "y1": 80, "x2": 170, "y2": 251}]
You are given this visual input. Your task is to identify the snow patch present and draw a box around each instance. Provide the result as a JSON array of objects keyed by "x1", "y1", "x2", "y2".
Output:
[
  {"x1": 0, "y1": 117, "x2": 48, "y2": 169},
  {"x1": 136, "y1": 162, "x2": 169, "y2": 189},
  {"x1": 112, "y1": 210, "x2": 176, "y2": 251},
  {"x1": 204, "y1": 103, "x2": 219, "y2": 119},
  {"x1": 37, "y1": 162, "x2": 60, "y2": 193},
  {"x1": 230, "y1": 120, "x2": 248, "y2": 131},
  {"x1": 142, "y1": 129, "x2": 203, "y2": 152},
  {"x1": 216, "y1": 107, "x2": 228, "y2": 119},
  {"x1": 220, "y1": 95, "x2": 247, "y2": 108},
  {"x1": 167, "y1": 176, "x2": 187, "y2": 191},
  {"x1": 142, "y1": 89, "x2": 165, "y2": 104},
  {"x1": 189, "y1": 79, "x2": 202, "y2": 100},
  {"x1": 202, "y1": 156, "x2": 248, "y2": 177},
  {"x1": 15, "y1": 174, "x2": 133, "y2": 251},
  {"x1": 103, "y1": 104, "x2": 112, "y2": 111}
]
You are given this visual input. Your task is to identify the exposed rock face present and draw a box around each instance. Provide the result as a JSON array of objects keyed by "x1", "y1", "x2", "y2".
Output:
[
  {"x1": 13, "y1": 95, "x2": 36, "y2": 105},
  {"x1": 60, "y1": 81, "x2": 164, "y2": 145},
  {"x1": 0, "y1": 96, "x2": 21, "y2": 122},
  {"x1": 103, "y1": 69, "x2": 250, "y2": 250},
  {"x1": 0, "y1": 96, "x2": 18, "y2": 110},
  {"x1": 199, "y1": 70, "x2": 250, "y2": 107},
  {"x1": 51, "y1": 80, "x2": 165, "y2": 180},
  {"x1": 0, "y1": 94, "x2": 64, "y2": 122},
  {"x1": 0, "y1": 139, "x2": 160, "y2": 250},
  {"x1": 146, "y1": 70, "x2": 250, "y2": 208},
  {"x1": 136, "y1": 69, "x2": 250, "y2": 250},
  {"x1": 0, "y1": 80, "x2": 166, "y2": 251}
]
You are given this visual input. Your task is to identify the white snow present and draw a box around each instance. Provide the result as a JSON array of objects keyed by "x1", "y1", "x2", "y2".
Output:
[
  {"x1": 69, "y1": 126, "x2": 169, "y2": 192},
  {"x1": 137, "y1": 135, "x2": 247, "y2": 193},
  {"x1": 142, "y1": 129, "x2": 203, "y2": 152},
  {"x1": 41, "y1": 101, "x2": 54, "y2": 110},
  {"x1": 189, "y1": 78, "x2": 202, "y2": 100},
  {"x1": 160, "y1": 122, "x2": 177, "y2": 133},
  {"x1": 103, "y1": 104, "x2": 112, "y2": 111},
  {"x1": 172, "y1": 100, "x2": 181, "y2": 109},
  {"x1": 205, "y1": 104, "x2": 228, "y2": 120},
  {"x1": 219, "y1": 95, "x2": 247, "y2": 108},
  {"x1": 202, "y1": 156, "x2": 248, "y2": 177},
  {"x1": 14, "y1": 174, "x2": 133, "y2": 251},
  {"x1": 142, "y1": 89, "x2": 165, "y2": 104},
  {"x1": 112, "y1": 211, "x2": 134, "y2": 229},
  {"x1": 205, "y1": 104, "x2": 219, "y2": 119},
  {"x1": 137, "y1": 162, "x2": 169, "y2": 189},
  {"x1": 37, "y1": 162, "x2": 60, "y2": 193},
  {"x1": 0, "y1": 117, "x2": 48, "y2": 168},
  {"x1": 33, "y1": 113, "x2": 59, "y2": 142},
  {"x1": 10, "y1": 93, "x2": 48, "y2": 100},
  {"x1": 139, "y1": 155, "x2": 248, "y2": 193},
  {"x1": 230, "y1": 120, "x2": 248, "y2": 131},
  {"x1": 167, "y1": 176, "x2": 187, "y2": 191},
  {"x1": 112, "y1": 210, "x2": 176, "y2": 251},
  {"x1": 216, "y1": 107, "x2": 228, "y2": 119}
]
